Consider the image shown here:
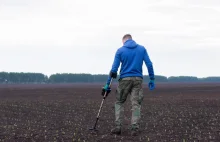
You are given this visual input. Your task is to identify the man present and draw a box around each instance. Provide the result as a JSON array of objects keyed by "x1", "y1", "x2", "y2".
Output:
[{"x1": 102, "y1": 34, "x2": 155, "y2": 136}]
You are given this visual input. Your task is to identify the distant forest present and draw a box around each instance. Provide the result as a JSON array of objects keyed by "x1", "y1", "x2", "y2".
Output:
[{"x1": 0, "y1": 72, "x2": 220, "y2": 84}]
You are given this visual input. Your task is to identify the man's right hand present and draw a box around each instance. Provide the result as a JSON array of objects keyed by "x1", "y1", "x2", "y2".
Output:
[{"x1": 148, "y1": 79, "x2": 155, "y2": 90}]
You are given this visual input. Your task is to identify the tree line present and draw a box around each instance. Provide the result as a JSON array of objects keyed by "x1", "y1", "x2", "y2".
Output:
[{"x1": 0, "y1": 72, "x2": 220, "y2": 84}]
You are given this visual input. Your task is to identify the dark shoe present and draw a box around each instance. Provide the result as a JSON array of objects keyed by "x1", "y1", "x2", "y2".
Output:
[
  {"x1": 131, "y1": 128, "x2": 139, "y2": 136},
  {"x1": 110, "y1": 127, "x2": 121, "y2": 135}
]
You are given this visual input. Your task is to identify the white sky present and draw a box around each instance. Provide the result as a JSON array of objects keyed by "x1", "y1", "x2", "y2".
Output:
[{"x1": 0, "y1": 0, "x2": 220, "y2": 78}]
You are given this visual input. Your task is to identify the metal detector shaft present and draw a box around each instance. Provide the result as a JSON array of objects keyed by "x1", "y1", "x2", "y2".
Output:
[{"x1": 91, "y1": 78, "x2": 113, "y2": 130}]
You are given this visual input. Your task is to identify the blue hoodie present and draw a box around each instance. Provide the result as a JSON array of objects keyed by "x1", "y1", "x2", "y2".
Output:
[{"x1": 106, "y1": 39, "x2": 154, "y2": 85}]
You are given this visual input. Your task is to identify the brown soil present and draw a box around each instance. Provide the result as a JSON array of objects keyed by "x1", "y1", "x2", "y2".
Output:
[{"x1": 0, "y1": 83, "x2": 220, "y2": 142}]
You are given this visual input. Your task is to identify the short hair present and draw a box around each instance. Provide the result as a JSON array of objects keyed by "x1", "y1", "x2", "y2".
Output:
[{"x1": 122, "y1": 34, "x2": 132, "y2": 40}]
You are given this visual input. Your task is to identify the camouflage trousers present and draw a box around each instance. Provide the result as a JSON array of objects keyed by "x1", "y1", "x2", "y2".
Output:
[{"x1": 114, "y1": 77, "x2": 144, "y2": 129}]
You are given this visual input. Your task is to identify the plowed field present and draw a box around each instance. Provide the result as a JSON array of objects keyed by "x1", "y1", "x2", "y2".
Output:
[{"x1": 0, "y1": 83, "x2": 220, "y2": 142}]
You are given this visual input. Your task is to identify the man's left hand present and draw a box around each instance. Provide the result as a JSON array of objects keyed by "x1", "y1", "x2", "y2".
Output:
[{"x1": 101, "y1": 84, "x2": 111, "y2": 97}]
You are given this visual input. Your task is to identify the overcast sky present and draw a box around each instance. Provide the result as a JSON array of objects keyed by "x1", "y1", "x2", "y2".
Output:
[{"x1": 0, "y1": 0, "x2": 219, "y2": 78}]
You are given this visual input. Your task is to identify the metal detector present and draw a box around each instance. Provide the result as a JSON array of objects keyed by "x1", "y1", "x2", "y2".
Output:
[{"x1": 89, "y1": 78, "x2": 113, "y2": 132}]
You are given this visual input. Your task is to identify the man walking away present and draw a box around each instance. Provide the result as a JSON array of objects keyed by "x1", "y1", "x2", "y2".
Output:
[{"x1": 102, "y1": 34, "x2": 155, "y2": 136}]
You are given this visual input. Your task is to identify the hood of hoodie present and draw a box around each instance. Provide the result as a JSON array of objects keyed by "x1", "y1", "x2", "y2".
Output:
[{"x1": 123, "y1": 39, "x2": 137, "y2": 49}]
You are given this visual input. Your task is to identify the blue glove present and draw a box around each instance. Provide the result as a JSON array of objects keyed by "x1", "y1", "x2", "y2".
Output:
[
  {"x1": 101, "y1": 84, "x2": 111, "y2": 97},
  {"x1": 148, "y1": 79, "x2": 155, "y2": 90}
]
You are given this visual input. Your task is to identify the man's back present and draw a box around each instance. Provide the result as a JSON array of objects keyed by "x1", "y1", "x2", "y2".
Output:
[{"x1": 111, "y1": 39, "x2": 154, "y2": 80}]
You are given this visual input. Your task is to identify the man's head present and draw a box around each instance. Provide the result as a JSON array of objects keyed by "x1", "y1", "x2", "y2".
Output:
[{"x1": 122, "y1": 34, "x2": 132, "y2": 44}]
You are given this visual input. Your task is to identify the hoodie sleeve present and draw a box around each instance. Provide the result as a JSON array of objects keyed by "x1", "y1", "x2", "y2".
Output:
[
  {"x1": 106, "y1": 49, "x2": 121, "y2": 85},
  {"x1": 143, "y1": 48, "x2": 155, "y2": 80}
]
